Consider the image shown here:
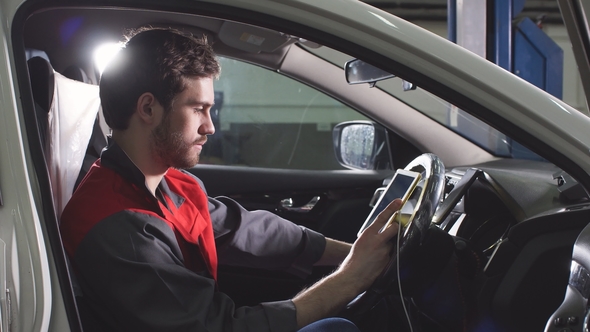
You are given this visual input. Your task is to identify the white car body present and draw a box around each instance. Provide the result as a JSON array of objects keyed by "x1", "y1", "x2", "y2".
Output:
[{"x1": 0, "y1": 0, "x2": 589, "y2": 331}]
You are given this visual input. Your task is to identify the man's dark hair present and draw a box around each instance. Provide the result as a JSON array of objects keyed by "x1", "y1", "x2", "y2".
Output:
[{"x1": 100, "y1": 27, "x2": 220, "y2": 130}]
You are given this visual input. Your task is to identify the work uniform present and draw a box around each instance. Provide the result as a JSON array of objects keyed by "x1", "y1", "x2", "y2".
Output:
[{"x1": 60, "y1": 142, "x2": 326, "y2": 332}]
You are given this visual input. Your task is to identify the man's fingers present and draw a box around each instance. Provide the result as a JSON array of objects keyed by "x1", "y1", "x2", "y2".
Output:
[
  {"x1": 368, "y1": 199, "x2": 403, "y2": 232},
  {"x1": 380, "y1": 213, "x2": 400, "y2": 237}
]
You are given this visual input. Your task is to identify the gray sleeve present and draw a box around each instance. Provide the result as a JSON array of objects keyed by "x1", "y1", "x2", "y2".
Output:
[
  {"x1": 74, "y1": 210, "x2": 298, "y2": 332},
  {"x1": 181, "y1": 171, "x2": 326, "y2": 277},
  {"x1": 209, "y1": 195, "x2": 326, "y2": 278}
]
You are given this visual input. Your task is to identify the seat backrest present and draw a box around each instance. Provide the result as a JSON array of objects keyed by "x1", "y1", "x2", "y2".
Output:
[
  {"x1": 28, "y1": 56, "x2": 55, "y2": 110},
  {"x1": 63, "y1": 65, "x2": 92, "y2": 84},
  {"x1": 27, "y1": 56, "x2": 101, "y2": 218},
  {"x1": 28, "y1": 56, "x2": 55, "y2": 151},
  {"x1": 62, "y1": 64, "x2": 108, "y2": 190}
]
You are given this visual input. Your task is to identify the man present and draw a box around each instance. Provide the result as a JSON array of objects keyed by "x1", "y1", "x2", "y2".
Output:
[{"x1": 60, "y1": 28, "x2": 401, "y2": 331}]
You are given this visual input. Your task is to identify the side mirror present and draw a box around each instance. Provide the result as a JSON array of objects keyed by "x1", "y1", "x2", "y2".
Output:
[
  {"x1": 345, "y1": 59, "x2": 395, "y2": 86},
  {"x1": 333, "y1": 121, "x2": 392, "y2": 170}
]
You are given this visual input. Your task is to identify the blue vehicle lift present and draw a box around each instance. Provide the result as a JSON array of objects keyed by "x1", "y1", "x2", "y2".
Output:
[
  {"x1": 449, "y1": 0, "x2": 563, "y2": 98},
  {"x1": 448, "y1": 0, "x2": 563, "y2": 160}
]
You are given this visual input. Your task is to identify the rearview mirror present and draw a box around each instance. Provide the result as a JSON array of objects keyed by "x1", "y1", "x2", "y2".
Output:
[
  {"x1": 333, "y1": 121, "x2": 392, "y2": 170},
  {"x1": 345, "y1": 59, "x2": 395, "y2": 86}
]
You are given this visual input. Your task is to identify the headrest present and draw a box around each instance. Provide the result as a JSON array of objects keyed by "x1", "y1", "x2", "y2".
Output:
[
  {"x1": 63, "y1": 65, "x2": 91, "y2": 84},
  {"x1": 28, "y1": 56, "x2": 55, "y2": 112}
]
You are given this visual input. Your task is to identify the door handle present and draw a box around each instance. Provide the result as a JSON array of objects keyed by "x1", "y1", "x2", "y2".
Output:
[{"x1": 280, "y1": 196, "x2": 320, "y2": 213}]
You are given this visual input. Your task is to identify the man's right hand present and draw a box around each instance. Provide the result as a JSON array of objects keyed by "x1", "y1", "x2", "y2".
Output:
[
  {"x1": 337, "y1": 198, "x2": 402, "y2": 291},
  {"x1": 292, "y1": 199, "x2": 403, "y2": 328}
]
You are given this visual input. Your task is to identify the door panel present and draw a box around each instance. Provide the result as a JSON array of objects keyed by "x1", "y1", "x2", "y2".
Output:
[{"x1": 188, "y1": 165, "x2": 393, "y2": 242}]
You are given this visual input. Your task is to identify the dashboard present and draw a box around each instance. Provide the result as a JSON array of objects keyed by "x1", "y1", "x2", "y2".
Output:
[{"x1": 410, "y1": 158, "x2": 590, "y2": 331}]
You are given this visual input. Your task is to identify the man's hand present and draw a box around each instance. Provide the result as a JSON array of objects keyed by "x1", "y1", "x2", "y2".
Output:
[
  {"x1": 292, "y1": 199, "x2": 403, "y2": 328},
  {"x1": 337, "y1": 198, "x2": 402, "y2": 290}
]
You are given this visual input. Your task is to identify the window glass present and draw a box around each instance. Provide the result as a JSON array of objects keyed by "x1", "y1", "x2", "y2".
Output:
[
  {"x1": 199, "y1": 57, "x2": 376, "y2": 170},
  {"x1": 305, "y1": 46, "x2": 544, "y2": 161}
]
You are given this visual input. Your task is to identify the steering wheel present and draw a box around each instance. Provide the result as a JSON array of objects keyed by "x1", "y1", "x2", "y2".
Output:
[{"x1": 344, "y1": 153, "x2": 446, "y2": 315}]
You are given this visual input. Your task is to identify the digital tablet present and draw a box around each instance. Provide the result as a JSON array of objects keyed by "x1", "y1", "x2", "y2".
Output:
[{"x1": 358, "y1": 169, "x2": 421, "y2": 237}]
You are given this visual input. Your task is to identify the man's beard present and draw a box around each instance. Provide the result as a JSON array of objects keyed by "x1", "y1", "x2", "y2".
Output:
[{"x1": 150, "y1": 113, "x2": 202, "y2": 169}]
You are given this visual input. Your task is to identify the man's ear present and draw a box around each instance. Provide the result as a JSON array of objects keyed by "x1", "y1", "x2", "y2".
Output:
[{"x1": 136, "y1": 92, "x2": 159, "y2": 125}]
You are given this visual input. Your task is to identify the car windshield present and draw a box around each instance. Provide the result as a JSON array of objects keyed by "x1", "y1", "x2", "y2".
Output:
[{"x1": 304, "y1": 45, "x2": 544, "y2": 161}]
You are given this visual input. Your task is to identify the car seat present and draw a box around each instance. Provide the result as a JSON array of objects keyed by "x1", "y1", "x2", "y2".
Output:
[
  {"x1": 28, "y1": 56, "x2": 101, "y2": 218},
  {"x1": 61, "y1": 64, "x2": 108, "y2": 190},
  {"x1": 28, "y1": 56, "x2": 54, "y2": 151},
  {"x1": 63, "y1": 65, "x2": 92, "y2": 84}
]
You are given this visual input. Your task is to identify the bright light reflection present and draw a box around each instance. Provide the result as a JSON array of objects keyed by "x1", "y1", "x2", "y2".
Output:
[
  {"x1": 94, "y1": 42, "x2": 123, "y2": 74},
  {"x1": 550, "y1": 98, "x2": 572, "y2": 114},
  {"x1": 368, "y1": 12, "x2": 398, "y2": 29}
]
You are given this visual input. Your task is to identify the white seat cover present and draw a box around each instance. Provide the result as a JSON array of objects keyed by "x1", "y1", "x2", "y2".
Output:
[{"x1": 46, "y1": 72, "x2": 101, "y2": 218}]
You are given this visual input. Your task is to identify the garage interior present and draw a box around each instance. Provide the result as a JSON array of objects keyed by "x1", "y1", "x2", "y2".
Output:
[{"x1": 363, "y1": 0, "x2": 589, "y2": 116}]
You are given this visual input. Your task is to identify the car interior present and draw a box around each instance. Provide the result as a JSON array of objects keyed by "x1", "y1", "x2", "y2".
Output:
[{"x1": 13, "y1": 2, "x2": 590, "y2": 332}]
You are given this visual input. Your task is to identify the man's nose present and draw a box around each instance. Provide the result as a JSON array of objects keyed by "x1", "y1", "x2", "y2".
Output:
[{"x1": 199, "y1": 111, "x2": 215, "y2": 136}]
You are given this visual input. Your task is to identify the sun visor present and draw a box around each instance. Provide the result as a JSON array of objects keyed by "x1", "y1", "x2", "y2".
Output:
[{"x1": 218, "y1": 21, "x2": 295, "y2": 53}]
